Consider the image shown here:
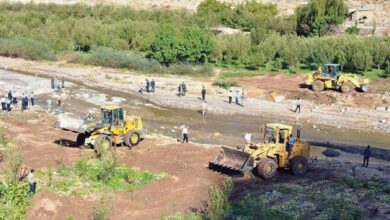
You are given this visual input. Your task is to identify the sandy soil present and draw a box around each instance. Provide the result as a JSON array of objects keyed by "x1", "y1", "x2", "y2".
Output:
[{"x1": 1, "y1": 57, "x2": 389, "y2": 136}]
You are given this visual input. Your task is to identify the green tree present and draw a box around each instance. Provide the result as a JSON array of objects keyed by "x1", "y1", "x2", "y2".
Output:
[
  {"x1": 296, "y1": 0, "x2": 348, "y2": 36},
  {"x1": 148, "y1": 29, "x2": 179, "y2": 66}
]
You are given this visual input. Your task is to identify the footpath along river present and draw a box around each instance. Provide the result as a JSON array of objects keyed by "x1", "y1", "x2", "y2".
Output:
[{"x1": 0, "y1": 70, "x2": 389, "y2": 162}]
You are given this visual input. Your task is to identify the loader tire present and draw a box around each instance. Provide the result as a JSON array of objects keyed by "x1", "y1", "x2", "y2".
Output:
[
  {"x1": 96, "y1": 135, "x2": 112, "y2": 151},
  {"x1": 76, "y1": 133, "x2": 85, "y2": 146},
  {"x1": 341, "y1": 82, "x2": 354, "y2": 93},
  {"x1": 312, "y1": 80, "x2": 324, "y2": 92},
  {"x1": 257, "y1": 158, "x2": 278, "y2": 179},
  {"x1": 290, "y1": 156, "x2": 308, "y2": 176},
  {"x1": 125, "y1": 132, "x2": 140, "y2": 147}
]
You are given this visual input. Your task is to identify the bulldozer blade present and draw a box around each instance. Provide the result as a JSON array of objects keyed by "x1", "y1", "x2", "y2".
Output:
[{"x1": 210, "y1": 146, "x2": 252, "y2": 172}]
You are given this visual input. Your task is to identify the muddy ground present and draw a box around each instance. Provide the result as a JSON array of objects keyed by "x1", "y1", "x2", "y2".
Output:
[{"x1": 0, "y1": 112, "x2": 389, "y2": 219}]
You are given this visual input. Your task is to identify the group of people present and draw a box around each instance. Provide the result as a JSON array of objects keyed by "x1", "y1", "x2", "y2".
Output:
[
  {"x1": 1, "y1": 90, "x2": 35, "y2": 112},
  {"x1": 228, "y1": 90, "x2": 246, "y2": 107},
  {"x1": 51, "y1": 75, "x2": 65, "y2": 90},
  {"x1": 139, "y1": 79, "x2": 156, "y2": 94}
]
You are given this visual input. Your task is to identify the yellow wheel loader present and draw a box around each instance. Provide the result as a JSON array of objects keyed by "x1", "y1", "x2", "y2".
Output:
[
  {"x1": 306, "y1": 64, "x2": 369, "y2": 93},
  {"x1": 56, "y1": 105, "x2": 144, "y2": 149},
  {"x1": 209, "y1": 123, "x2": 310, "y2": 179}
]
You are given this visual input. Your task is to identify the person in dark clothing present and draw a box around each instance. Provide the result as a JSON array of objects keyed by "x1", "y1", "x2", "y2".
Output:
[
  {"x1": 178, "y1": 85, "x2": 182, "y2": 97},
  {"x1": 362, "y1": 145, "x2": 371, "y2": 167},
  {"x1": 294, "y1": 97, "x2": 301, "y2": 113},
  {"x1": 8, "y1": 90, "x2": 12, "y2": 101},
  {"x1": 146, "y1": 79, "x2": 150, "y2": 93},
  {"x1": 201, "y1": 86, "x2": 206, "y2": 100},
  {"x1": 151, "y1": 79, "x2": 155, "y2": 93},
  {"x1": 51, "y1": 75, "x2": 55, "y2": 89},
  {"x1": 181, "y1": 82, "x2": 187, "y2": 96},
  {"x1": 30, "y1": 92, "x2": 35, "y2": 106},
  {"x1": 61, "y1": 77, "x2": 65, "y2": 88}
]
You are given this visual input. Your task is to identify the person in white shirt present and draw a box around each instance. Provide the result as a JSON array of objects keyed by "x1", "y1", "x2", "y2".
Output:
[
  {"x1": 245, "y1": 132, "x2": 252, "y2": 144},
  {"x1": 47, "y1": 99, "x2": 52, "y2": 112},
  {"x1": 181, "y1": 125, "x2": 189, "y2": 143},
  {"x1": 201, "y1": 101, "x2": 207, "y2": 116},
  {"x1": 27, "y1": 169, "x2": 36, "y2": 194}
]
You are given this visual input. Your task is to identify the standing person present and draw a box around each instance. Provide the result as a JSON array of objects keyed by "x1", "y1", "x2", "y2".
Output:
[
  {"x1": 244, "y1": 132, "x2": 252, "y2": 144},
  {"x1": 21, "y1": 93, "x2": 26, "y2": 111},
  {"x1": 61, "y1": 77, "x2": 65, "y2": 89},
  {"x1": 287, "y1": 134, "x2": 295, "y2": 156},
  {"x1": 181, "y1": 82, "x2": 187, "y2": 96},
  {"x1": 27, "y1": 169, "x2": 36, "y2": 194},
  {"x1": 181, "y1": 125, "x2": 189, "y2": 143},
  {"x1": 240, "y1": 91, "x2": 245, "y2": 107},
  {"x1": 1, "y1": 95, "x2": 5, "y2": 111},
  {"x1": 47, "y1": 99, "x2": 52, "y2": 112},
  {"x1": 294, "y1": 97, "x2": 301, "y2": 113},
  {"x1": 51, "y1": 75, "x2": 55, "y2": 89},
  {"x1": 201, "y1": 86, "x2": 206, "y2": 100},
  {"x1": 6, "y1": 97, "x2": 11, "y2": 112},
  {"x1": 151, "y1": 79, "x2": 155, "y2": 93},
  {"x1": 201, "y1": 101, "x2": 207, "y2": 116},
  {"x1": 30, "y1": 91, "x2": 35, "y2": 106},
  {"x1": 177, "y1": 84, "x2": 182, "y2": 97},
  {"x1": 362, "y1": 145, "x2": 371, "y2": 167},
  {"x1": 138, "y1": 83, "x2": 144, "y2": 94},
  {"x1": 8, "y1": 90, "x2": 12, "y2": 101},
  {"x1": 235, "y1": 91, "x2": 240, "y2": 105},
  {"x1": 228, "y1": 90, "x2": 233, "y2": 104},
  {"x1": 24, "y1": 92, "x2": 29, "y2": 107},
  {"x1": 146, "y1": 79, "x2": 150, "y2": 93},
  {"x1": 56, "y1": 99, "x2": 62, "y2": 114}
]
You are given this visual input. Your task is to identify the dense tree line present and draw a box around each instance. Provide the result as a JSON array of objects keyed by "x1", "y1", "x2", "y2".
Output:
[{"x1": 0, "y1": 1, "x2": 389, "y2": 76}]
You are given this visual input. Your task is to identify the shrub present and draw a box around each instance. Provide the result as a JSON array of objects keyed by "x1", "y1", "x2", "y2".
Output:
[
  {"x1": 206, "y1": 177, "x2": 232, "y2": 219},
  {"x1": 4, "y1": 145, "x2": 23, "y2": 184},
  {"x1": 89, "y1": 197, "x2": 111, "y2": 220},
  {"x1": 0, "y1": 38, "x2": 56, "y2": 61},
  {"x1": 0, "y1": 182, "x2": 32, "y2": 219},
  {"x1": 96, "y1": 152, "x2": 118, "y2": 183},
  {"x1": 212, "y1": 79, "x2": 239, "y2": 90}
]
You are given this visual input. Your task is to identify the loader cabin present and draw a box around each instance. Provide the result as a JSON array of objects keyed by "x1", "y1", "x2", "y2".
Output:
[
  {"x1": 101, "y1": 105, "x2": 124, "y2": 127},
  {"x1": 322, "y1": 64, "x2": 340, "y2": 78},
  {"x1": 261, "y1": 123, "x2": 294, "y2": 145}
]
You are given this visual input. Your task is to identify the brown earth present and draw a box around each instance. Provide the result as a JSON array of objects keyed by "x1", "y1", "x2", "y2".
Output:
[
  {"x1": 238, "y1": 73, "x2": 389, "y2": 108},
  {"x1": 0, "y1": 112, "x2": 223, "y2": 220}
]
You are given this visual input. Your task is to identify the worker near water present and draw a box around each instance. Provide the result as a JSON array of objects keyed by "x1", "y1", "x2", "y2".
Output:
[
  {"x1": 201, "y1": 101, "x2": 207, "y2": 116},
  {"x1": 27, "y1": 169, "x2": 36, "y2": 194},
  {"x1": 146, "y1": 79, "x2": 150, "y2": 93},
  {"x1": 181, "y1": 125, "x2": 189, "y2": 143},
  {"x1": 287, "y1": 134, "x2": 295, "y2": 155},
  {"x1": 56, "y1": 99, "x2": 62, "y2": 114},
  {"x1": 151, "y1": 79, "x2": 155, "y2": 93},
  {"x1": 228, "y1": 90, "x2": 233, "y2": 104},
  {"x1": 8, "y1": 90, "x2": 12, "y2": 101},
  {"x1": 29, "y1": 91, "x2": 35, "y2": 106},
  {"x1": 50, "y1": 74, "x2": 55, "y2": 89},
  {"x1": 362, "y1": 145, "x2": 371, "y2": 168},
  {"x1": 47, "y1": 99, "x2": 52, "y2": 112},
  {"x1": 181, "y1": 82, "x2": 187, "y2": 96},
  {"x1": 1, "y1": 95, "x2": 6, "y2": 111},
  {"x1": 201, "y1": 86, "x2": 206, "y2": 100},
  {"x1": 240, "y1": 91, "x2": 245, "y2": 107},
  {"x1": 244, "y1": 132, "x2": 252, "y2": 145}
]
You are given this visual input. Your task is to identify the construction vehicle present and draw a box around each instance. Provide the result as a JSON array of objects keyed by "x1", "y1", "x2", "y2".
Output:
[
  {"x1": 209, "y1": 123, "x2": 310, "y2": 179},
  {"x1": 306, "y1": 64, "x2": 369, "y2": 93},
  {"x1": 56, "y1": 105, "x2": 144, "y2": 150}
]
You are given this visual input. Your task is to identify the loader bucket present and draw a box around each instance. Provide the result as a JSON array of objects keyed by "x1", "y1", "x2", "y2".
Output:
[
  {"x1": 209, "y1": 146, "x2": 253, "y2": 172},
  {"x1": 55, "y1": 113, "x2": 85, "y2": 132}
]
